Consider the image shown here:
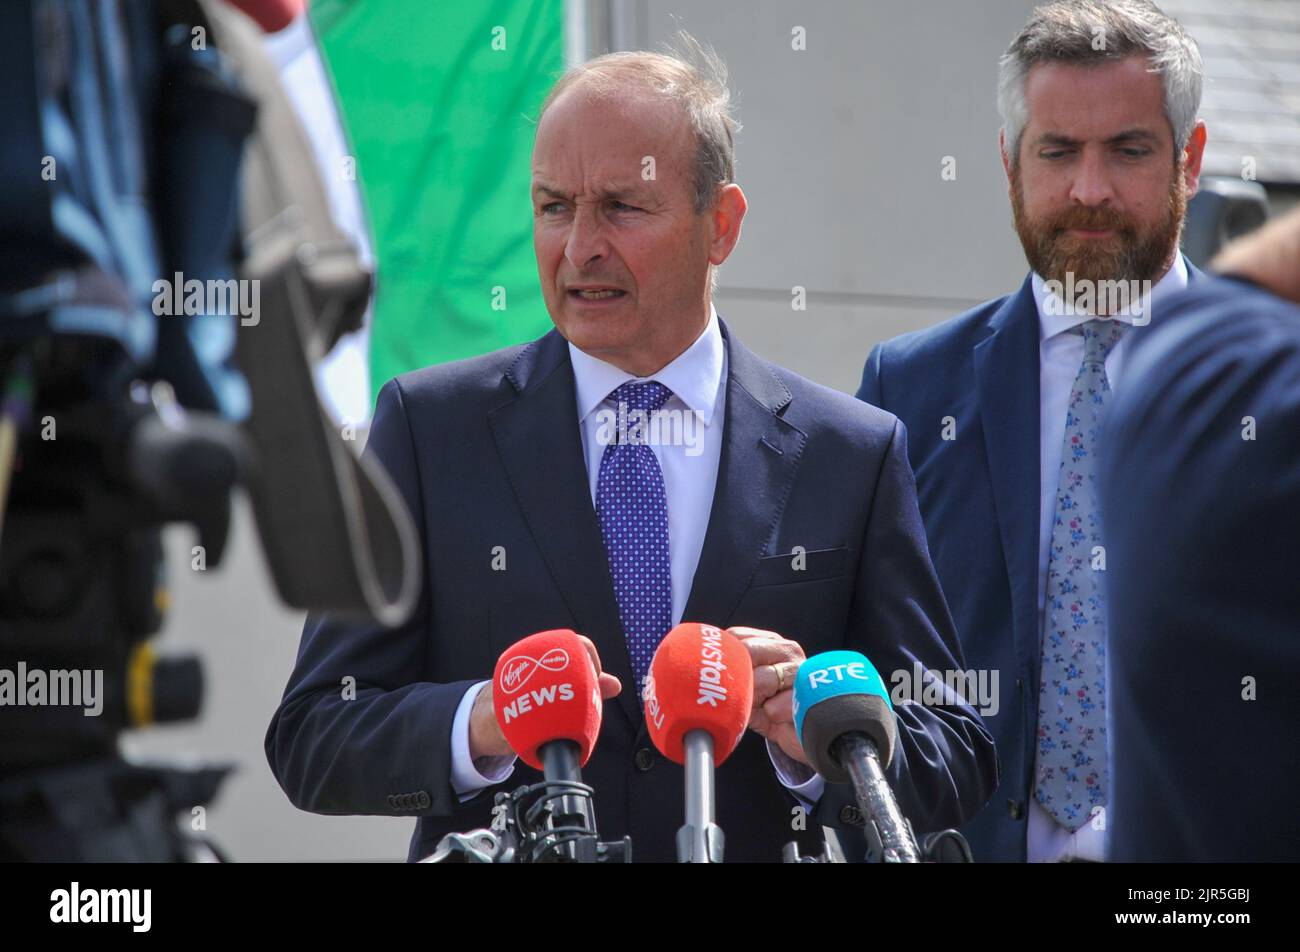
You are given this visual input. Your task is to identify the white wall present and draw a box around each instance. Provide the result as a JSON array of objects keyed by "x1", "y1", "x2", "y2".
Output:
[{"x1": 633, "y1": 0, "x2": 1041, "y2": 392}]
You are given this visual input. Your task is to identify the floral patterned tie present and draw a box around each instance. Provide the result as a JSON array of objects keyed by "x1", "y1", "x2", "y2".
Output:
[
  {"x1": 1035, "y1": 318, "x2": 1128, "y2": 831},
  {"x1": 595, "y1": 380, "x2": 674, "y2": 701}
]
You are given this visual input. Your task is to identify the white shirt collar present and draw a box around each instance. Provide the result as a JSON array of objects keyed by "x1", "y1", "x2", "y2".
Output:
[
  {"x1": 568, "y1": 304, "x2": 725, "y2": 425},
  {"x1": 1032, "y1": 252, "x2": 1189, "y2": 341}
]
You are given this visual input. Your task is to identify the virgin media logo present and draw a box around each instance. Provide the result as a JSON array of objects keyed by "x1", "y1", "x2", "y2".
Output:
[{"x1": 499, "y1": 648, "x2": 569, "y2": 695}]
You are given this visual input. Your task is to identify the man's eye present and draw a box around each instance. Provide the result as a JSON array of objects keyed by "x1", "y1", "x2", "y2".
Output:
[
  {"x1": 610, "y1": 201, "x2": 641, "y2": 212},
  {"x1": 1041, "y1": 150, "x2": 1071, "y2": 160},
  {"x1": 1119, "y1": 148, "x2": 1151, "y2": 158},
  {"x1": 539, "y1": 202, "x2": 566, "y2": 214}
]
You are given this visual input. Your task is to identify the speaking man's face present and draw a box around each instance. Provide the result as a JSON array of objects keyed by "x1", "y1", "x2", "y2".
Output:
[
  {"x1": 531, "y1": 85, "x2": 719, "y2": 376},
  {"x1": 1005, "y1": 55, "x2": 1202, "y2": 297}
]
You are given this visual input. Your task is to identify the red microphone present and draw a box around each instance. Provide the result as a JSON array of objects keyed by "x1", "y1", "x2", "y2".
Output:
[
  {"x1": 226, "y1": 0, "x2": 305, "y2": 33},
  {"x1": 644, "y1": 623, "x2": 754, "y2": 862},
  {"x1": 492, "y1": 630, "x2": 605, "y2": 861},
  {"x1": 493, "y1": 629, "x2": 602, "y2": 770}
]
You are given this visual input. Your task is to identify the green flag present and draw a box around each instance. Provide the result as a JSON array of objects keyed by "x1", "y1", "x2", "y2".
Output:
[{"x1": 311, "y1": 0, "x2": 565, "y2": 403}]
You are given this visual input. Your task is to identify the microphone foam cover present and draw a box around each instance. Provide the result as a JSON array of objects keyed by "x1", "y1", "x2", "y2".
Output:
[
  {"x1": 793, "y1": 651, "x2": 897, "y2": 783},
  {"x1": 493, "y1": 629, "x2": 601, "y2": 770},
  {"x1": 227, "y1": 0, "x2": 304, "y2": 32},
  {"x1": 644, "y1": 623, "x2": 754, "y2": 766}
]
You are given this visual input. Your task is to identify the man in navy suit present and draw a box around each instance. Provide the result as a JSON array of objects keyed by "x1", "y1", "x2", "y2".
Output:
[
  {"x1": 266, "y1": 42, "x2": 996, "y2": 862},
  {"x1": 856, "y1": 0, "x2": 1207, "y2": 861},
  {"x1": 1102, "y1": 208, "x2": 1300, "y2": 862}
]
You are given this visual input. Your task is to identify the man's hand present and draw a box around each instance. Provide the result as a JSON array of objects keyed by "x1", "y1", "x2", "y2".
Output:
[
  {"x1": 726, "y1": 626, "x2": 810, "y2": 766},
  {"x1": 468, "y1": 634, "x2": 621, "y2": 760}
]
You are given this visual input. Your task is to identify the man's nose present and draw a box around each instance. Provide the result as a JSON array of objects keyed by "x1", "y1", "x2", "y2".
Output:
[
  {"x1": 1069, "y1": 147, "x2": 1116, "y2": 208},
  {"x1": 564, "y1": 206, "x2": 609, "y2": 269}
]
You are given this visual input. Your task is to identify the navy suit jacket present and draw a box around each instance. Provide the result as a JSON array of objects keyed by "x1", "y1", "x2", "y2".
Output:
[
  {"x1": 1101, "y1": 276, "x2": 1300, "y2": 862},
  {"x1": 266, "y1": 318, "x2": 997, "y2": 863},
  {"x1": 855, "y1": 258, "x2": 1203, "y2": 861}
]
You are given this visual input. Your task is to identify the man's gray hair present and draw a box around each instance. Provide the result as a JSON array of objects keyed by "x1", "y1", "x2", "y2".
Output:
[
  {"x1": 998, "y1": 0, "x2": 1203, "y2": 166},
  {"x1": 539, "y1": 31, "x2": 739, "y2": 213}
]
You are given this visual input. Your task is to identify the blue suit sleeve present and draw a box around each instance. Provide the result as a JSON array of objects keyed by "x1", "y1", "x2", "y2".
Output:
[{"x1": 841, "y1": 417, "x2": 999, "y2": 832}]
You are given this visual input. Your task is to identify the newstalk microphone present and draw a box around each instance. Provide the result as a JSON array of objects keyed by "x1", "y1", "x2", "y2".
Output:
[
  {"x1": 644, "y1": 623, "x2": 754, "y2": 863},
  {"x1": 793, "y1": 650, "x2": 921, "y2": 863},
  {"x1": 492, "y1": 629, "x2": 605, "y2": 862}
]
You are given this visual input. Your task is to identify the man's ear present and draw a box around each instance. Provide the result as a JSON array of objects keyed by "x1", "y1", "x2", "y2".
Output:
[
  {"x1": 1000, "y1": 128, "x2": 1013, "y2": 183},
  {"x1": 708, "y1": 183, "x2": 747, "y2": 267},
  {"x1": 1181, "y1": 120, "x2": 1208, "y2": 198}
]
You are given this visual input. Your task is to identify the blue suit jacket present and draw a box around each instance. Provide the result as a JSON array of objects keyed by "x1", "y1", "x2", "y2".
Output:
[
  {"x1": 1101, "y1": 276, "x2": 1300, "y2": 862},
  {"x1": 266, "y1": 319, "x2": 997, "y2": 862},
  {"x1": 855, "y1": 259, "x2": 1203, "y2": 861}
]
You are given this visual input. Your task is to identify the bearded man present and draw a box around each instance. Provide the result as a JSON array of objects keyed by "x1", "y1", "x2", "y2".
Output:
[{"x1": 855, "y1": 0, "x2": 1207, "y2": 862}]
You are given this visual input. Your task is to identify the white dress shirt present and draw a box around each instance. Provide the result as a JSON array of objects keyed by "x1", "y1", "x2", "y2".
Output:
[
  {"x1": 450, "y1": 306, "x2": 823, "y2": 805},
  {"x1": 1027, "y1": 254, "x2": 1188, "y2": 861}
]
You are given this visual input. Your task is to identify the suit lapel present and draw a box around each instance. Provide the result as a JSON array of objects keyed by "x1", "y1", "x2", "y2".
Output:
[
  {"x1": 487, "y1": 331, "x2": 641, "y2": 729},
  {"x1": 682, "y1": 320, "x2": 807, "y2": 628},
  {"x1": 972, "y1": 277, "x2": 1042, "y2": 685}
]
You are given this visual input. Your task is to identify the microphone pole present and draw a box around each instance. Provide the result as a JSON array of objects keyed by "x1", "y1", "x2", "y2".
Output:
[
  {"x1": 540, "y1": 738, "x2": 598, "y2": 862},
  {"x1": 678, "y1": 731, "x2": 724, "y2": 863},
  {"x1": 832, "y1": 732, "x2": 920, "y2": 863}
]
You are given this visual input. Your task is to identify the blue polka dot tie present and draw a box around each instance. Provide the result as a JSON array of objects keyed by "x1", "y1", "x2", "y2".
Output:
[
  {"x1": 1035, "y1": 318, "x2": 1128, "y2": 831},
  {"x1": 595, "y1": 380, "x2": 673, "y2": 701}
]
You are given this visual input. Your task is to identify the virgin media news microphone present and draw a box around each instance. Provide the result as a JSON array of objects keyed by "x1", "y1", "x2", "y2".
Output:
[
  {"x1": 792, "y1": 650, "x2": 920, "y2": 863},
  {"x1": 493, "y1": 629, "x2": 604, "y2": 861},
  {"x1": 644, "y1": 623, "x2": 754, "y2": 863}
]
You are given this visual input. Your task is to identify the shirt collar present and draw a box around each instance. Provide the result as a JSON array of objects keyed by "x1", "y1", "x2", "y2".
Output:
[
  {"x1": 568, "y1": 304, "x2": 725, "y2": 425},
  {"x1": 1033, "y1": 252, "x2": 1189, "y2": 341}
]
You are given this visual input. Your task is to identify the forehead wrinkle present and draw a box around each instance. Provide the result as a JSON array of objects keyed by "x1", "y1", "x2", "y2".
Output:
[
  {"x1": 530, "y1": 178, "x2": 657, "y2": 205},
  {"x1": 592, "y1": 180, "x2": 655, "y2": 200},
  {"x1": 1105, "y1": 128, "x2": 1161, "y2": 143}
]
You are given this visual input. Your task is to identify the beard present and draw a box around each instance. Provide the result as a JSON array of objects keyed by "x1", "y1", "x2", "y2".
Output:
[{"x1": 1010, "y1": 162, "x2": 1187, "y2": 309}]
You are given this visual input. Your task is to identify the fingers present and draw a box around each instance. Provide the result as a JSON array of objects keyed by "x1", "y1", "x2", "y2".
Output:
[
  {"x1": 749, "y1": 694, "x2": 794, "y2": 733},
  {"x1": 469, "y1": 682, "x2": 512, "y2": 759},
  {"x1": 763, "y1": 688, "x2": 793, "y2": 723},
  {"x1": 728, "y1": 627, "x2": 805, "y2": 712},
  {"x1": 728, "y1": 627, "x2": 793, "y2": 666},
  {"x1": 748, "y1": 701, "x2": 811, "y2": 767},
  {"x1": 728, "y1": 625, "x2": 777, "y2": 640},
  {"x1": 767, "y1": 721, "x2": 811, "y2": 767},
  {"x1": 577, "y1": 634, "x2": 621, "y2": 698},
  {"x1": 739, "y1": 629, "x2": 799, "y2": 748},
  {"x1": 578, "y1": 634, "x2": 604, "y2": 676},
  {"x1": 598, "y1": 672, "x2": 622, "y2": 699},
  {"x1": 752, "y1": 661, "x2": 800, "y2": 703}
]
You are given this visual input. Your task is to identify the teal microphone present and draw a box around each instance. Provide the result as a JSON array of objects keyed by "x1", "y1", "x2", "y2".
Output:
[
  {"x1": 793, "y1": 650, "x2": 918, "y2": 863},
  {"x1": 793, "y1": 650, "x2": 895, "y2": 783}
]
